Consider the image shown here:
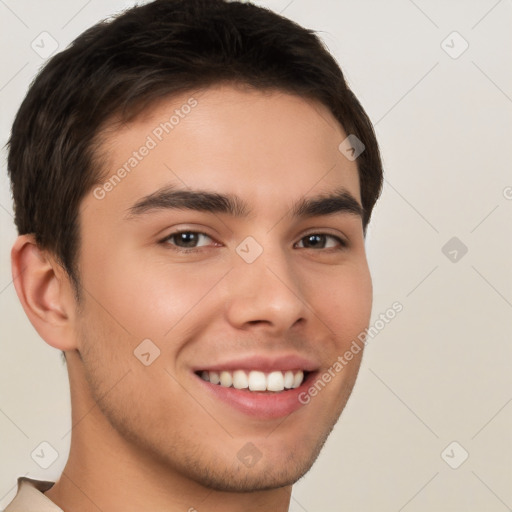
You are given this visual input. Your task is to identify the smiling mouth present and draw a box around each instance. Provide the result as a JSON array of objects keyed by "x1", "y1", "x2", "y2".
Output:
[{"x1": 195, "y1": 369, "x2": 309, "y2": 393}]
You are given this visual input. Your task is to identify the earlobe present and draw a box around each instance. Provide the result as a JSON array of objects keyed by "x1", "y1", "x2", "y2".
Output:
[{"x1": 11, "y1": 234, "x2": 78, "y2": 351}]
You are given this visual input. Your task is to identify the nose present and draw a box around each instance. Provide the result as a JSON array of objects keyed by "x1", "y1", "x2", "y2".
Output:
[{"x1": 223, "y1": 245, "x2": 308, "y2": 334}]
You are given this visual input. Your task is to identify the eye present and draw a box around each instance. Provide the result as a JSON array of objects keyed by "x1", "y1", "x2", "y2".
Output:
[
  {"x1": 161, "y1": 231, "x2": 216, "y2": 251},
  {"x1": 296, "y1": 233, "x2": 347, "y2": 250},
  {"x1": 159, "y1": 230, "x2": 347, "y2": 253}
]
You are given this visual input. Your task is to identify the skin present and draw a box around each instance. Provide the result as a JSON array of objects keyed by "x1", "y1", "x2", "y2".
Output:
[{"x1": 12, "y1": 83, "x2": 373, "y2": 512}]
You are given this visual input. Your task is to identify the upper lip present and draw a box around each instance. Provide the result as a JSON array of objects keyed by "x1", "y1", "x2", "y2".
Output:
[{"x1": 192, "y1": 354, "x2": 320, "y2": 373}]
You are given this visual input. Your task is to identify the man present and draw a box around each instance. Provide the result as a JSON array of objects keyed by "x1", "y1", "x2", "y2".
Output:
[{"x1": 5, "y1": 0, "x2": 383, "y2": 510}]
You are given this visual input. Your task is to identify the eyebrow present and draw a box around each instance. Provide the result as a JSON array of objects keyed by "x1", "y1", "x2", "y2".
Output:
[{"x1": 124, "y1": 184, "x2": 364, "y2": 221}]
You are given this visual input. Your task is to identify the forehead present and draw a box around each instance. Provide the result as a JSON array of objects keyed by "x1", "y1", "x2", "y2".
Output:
[{"x1": 85, "y1": 84, "x2": 361, "y2": 221}]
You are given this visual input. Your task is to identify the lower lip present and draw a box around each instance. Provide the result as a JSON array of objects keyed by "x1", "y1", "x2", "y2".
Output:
[{"x1": 194, "y1": 372, "x2": 318, "y2": 419}]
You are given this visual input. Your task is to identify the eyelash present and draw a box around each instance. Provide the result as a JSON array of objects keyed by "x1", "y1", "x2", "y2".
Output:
[{"x1": 159, "y1": 230, "x2": 348, "y2": 253}]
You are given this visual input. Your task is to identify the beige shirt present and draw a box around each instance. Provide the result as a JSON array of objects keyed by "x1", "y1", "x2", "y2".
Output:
[{"x1": 3, "y1": 477, "x2": 61, "y2": 512}]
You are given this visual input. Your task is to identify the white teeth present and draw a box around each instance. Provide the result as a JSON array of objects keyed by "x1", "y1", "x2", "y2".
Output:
[
  {"x1": 220, "y1": 371, "x2": 233, "y2": 387},
  {"x1": 292, "y1": 370, "x2": 304, "y2": 389},
  {"x1": 232, "y1": 370, "x2": 249, "y2": 389},
  {"x1": 248, "y1": 371, "x2": 267, "y2": 391},
  {"x1": 284, "y1": 370, "x2": 294, "y2": 389},
  {"x1": 199, "y1": 369, "x2": 306, "y2": 392},
  {"x1": 267, "y1": 371, "x2": 285, "y2": 392}
]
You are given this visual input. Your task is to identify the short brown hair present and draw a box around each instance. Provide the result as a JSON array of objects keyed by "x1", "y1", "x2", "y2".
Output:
[{"x1": 7, "y1": 0, "x2": 383, "y2": 301}]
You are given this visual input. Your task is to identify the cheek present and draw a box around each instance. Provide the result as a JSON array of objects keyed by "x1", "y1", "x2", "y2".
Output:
[
  {"x1": 82, "y1": 242, "x2": 229, "y2": 344},
  {"x1": 307, "y1": 261, "x2": 373, "y2": 343}
]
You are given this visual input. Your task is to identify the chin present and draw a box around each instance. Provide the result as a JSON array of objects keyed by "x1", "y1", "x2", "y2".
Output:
[
  {"x1": 178, "y1": 432, "x2": 330, "y2": 493},
  {"x1": 191, "y1": 461, "x2": 311, "y2": 493}
]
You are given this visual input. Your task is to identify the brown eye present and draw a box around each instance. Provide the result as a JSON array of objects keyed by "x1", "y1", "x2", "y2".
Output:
[
  {"x1": 296, "y1": 233, "x2": 347, "y2": 250},
  {"x1": 162, "y1": 231, "x2": 214, "y2": 250}
]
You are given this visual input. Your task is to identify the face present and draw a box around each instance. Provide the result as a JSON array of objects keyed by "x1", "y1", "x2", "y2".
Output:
[{"x1": 74, "y1": 84, "x2": 373, "y2": 491}]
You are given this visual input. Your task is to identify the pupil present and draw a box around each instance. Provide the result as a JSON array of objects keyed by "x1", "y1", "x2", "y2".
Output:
[
  {"x1": 306, "y1": 234, "x2": 324, "y2": 248},
  {"x1": 180, "y1": 232, "x2": 197, "y2": 247}
]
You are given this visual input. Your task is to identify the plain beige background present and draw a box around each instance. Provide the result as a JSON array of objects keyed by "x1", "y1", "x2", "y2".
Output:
[{"x1": 1, "y1": 1, "x2": 511, "y2": 511}]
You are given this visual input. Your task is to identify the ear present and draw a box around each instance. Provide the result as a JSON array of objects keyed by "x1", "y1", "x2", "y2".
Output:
[{"x1": 11, "y1": 234, "x2": 78, "y2": 351}]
